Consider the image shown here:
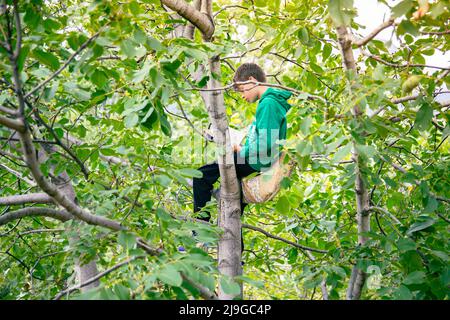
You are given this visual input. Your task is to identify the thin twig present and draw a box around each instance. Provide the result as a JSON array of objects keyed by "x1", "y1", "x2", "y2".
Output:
[
  {"x1": 54, "y1": 255, "x2": 146, "y2": 300},
  {"x1": 25, "y1": 27, "x2": 107, "y2": 99}
]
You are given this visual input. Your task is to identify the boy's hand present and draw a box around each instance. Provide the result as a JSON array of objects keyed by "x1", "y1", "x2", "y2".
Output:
[{"x1": 232, "y1": 144, "x2": 242, "y2": 152}]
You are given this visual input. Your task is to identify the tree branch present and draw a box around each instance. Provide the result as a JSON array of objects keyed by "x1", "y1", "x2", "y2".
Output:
[
  {"x1": 0, "y1": 105, "x2": 17, "y2": 115},
  {"x1": 24, "y1": 27, "x2": 106, "y2": 99},
  {"x1": 11, "y1": 0, "x2": 21, "y2": 59},
  {"x1": 169, "y1": 213, "x2": 327, "y2": 254},
  {"x1": 181, "y1": 273, "x2": 219, "y2": 300},
  {"x1": 213, "y1": 4, "x2": 248, "y2": 18},
  {"x1": 361, "y1": 49, "x2": 450, "y2": 70},
  {"x1": 352, "y1": 18, "x2": 395, "y2": 47},
  {"x1": 54, "y1": 255, "x2": 146, "y2": 300},
  {"x1": 161, "y1": 0, "x2": 214, "y2": 40},
  {"x1": 30, "y1": 103, "x2": 90, "y2": 179},
  {"x1": 368, "y1": 206, "x2": 402, "y2": 225},
  {"x1": 379, "y1": 155, "x2": 450, "y2": 204},
  {"x1": 19, "y1": 228, "x2": 65, "y2": 236},
  {"x1": 6, "y1": 25, "x2": 124, "y2": 232},
  {"x1": 189, "y1": 80, "x2": 327, "y2": 103},
  {"x1": 420, "y1": 29, "x2": 450, "y2": 35},
  {"x1": 0, "y1": 163, "x2": 36, "y2": 186},
  {"x1": 0, "y1": 114, "x2": 25, "y2": 132},
  {"x1": 0, "y1": 193, "x2": 54, "y2": 206},
  {"x1": 182, "y1": 0, "x2": 201, "y2": 39},
  {"x1": 0, "y1": 207, "x2": 72, "y2": 225},
  {"x1": 242, "y1": 223, "x2": 328, "y2": 254}
]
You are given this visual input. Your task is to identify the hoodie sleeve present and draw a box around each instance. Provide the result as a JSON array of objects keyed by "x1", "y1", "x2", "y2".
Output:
[
  {"x1": 254, "y1": 97, "x2": 284, "y2": 158},
  {"x1": 239, "y1": 120, "x2": 254, "y2": 159}
]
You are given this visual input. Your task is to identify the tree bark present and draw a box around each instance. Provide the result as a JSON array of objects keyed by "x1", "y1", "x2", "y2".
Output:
[
  {"x1": 208, "y1": 56, "x2": 243, "y2": 299},
  {"x1": 335, "y1": 25, "x2": 370, "y2": 300},
  {"x1": 33, "y1": 140, "x2": 101, "y2": 292},
  {"x1": 0, "y1": 193, "x2": 54, "y2": 206},
  {"x1": 162, "y1": 0, "x2": 243, "y2": 299}
]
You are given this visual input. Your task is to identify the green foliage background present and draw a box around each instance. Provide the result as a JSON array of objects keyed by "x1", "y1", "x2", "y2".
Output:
[{"x1": 0, "y1": 0, "x2": 448, "y2": 300}]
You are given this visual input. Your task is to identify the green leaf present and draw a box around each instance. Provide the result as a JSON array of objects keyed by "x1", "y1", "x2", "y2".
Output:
[
  {"x1": 124, "y1": 112, "x2": 139, "y2": 128},
  {"x1": 161, "y1": 59, "x2": 182, "y2": 73},
  {"x1": 91, "y1": 69, "x2": 108, "y2": 88},
  {"x1": 298, "y1": 27, "x2": 310, "y2": 45},
  {"x1": 407, "y1": 218, "x2": 435, "y2": 235},
  {"x1": 118, "y1": 231, "x2": 136, "y2": 250},
  {"x1": 24, "y1": 8, "x2": 41, "y2": 29},
  {"x1": 261, "y1": 42, "x2": 275, "y2": 56},
  {"x1": 132, "y1": 61, "x2": 151, "y2": 83},
  {"x1": 312, "y1": 136, "x2": 325, "y2": 153},
  {"x1": 323, "y1": 43, "x2": 332, "y2": 60},
  {"x1": 396, "y1": 238, "x2": 416, "y2": 253},
  {"x1": 178, "y1": 168, "x2": 203, "y2": 179},
  {"x1": 403, "y1": 271, "x2": 426, "y2": 285},
  {"x1": 355, "y1": 144, "x2": 377, "y2": 159},
  {"x1": 120, "y1": 39, "x2": 137, "y2": 58},
  {"x1": 431, "y1": 1, "x2": 446, "y2": 19},
  {"x1": 17, "y1": 46, "x2": 30, "y2": 72},
  {"x1": 276, "y1": 195, "x2": 290, "y2": 214},
  {"x1": 430, "y1": 250, "x2": 449, "y2": 262},
  {"x1": 300, "y1": 116, "x2": 312, "y2": 135},
  {"x1": 220, "y1": 277, "x2": 241, "y2": 296},
  {"x1": 32, "y1": 49, "x2": 60, "y2": 71},
  {"x1": 235, "y1": 276, "x2": 264, "y2": 289},
  {"x1": 333, "y1": 144, "x2": 351, "y2": 163},
  {"x1": 414, "y1": 103, "x2": 433, "y2": 131},
  {"x1": 398, "y1": 20, "x2": 419, "y2": 36},
  {"x1": 43, "y1": 18, "x2": 62, "y2": 32},
  {"x1": 157, "y1": 265, "x2": 182, "y2": 287},
  {"x1": 394, "y1": 285, "x2": 413, "y2": 299},
  {"x1": 92, "y1": 44, "x2": 104, "y2": 59},
  {"x1": 254, "y1": 0, "x2": 267, "y2": 7},
  {"x1": 147, "y1": 36, "x2": 165, "y2": 52},
  {"x1": 154, "y1": 174, "x2": 171, "y2": 187},
  {"x1": 142, "y1": 106, "x2": 155, "y2": 123},
  {"x1": 328, "y1": 0, "x2": 355, "y2": 27},
  {"x1": 72, "y1": 88, "x2": 91, "y2": 101},
  {"x1": 392, "y1": 0, "x2": 413, "y2": 18},
  {"x1": 297, "y1": 155, "x2": 310, "y2": 170},
  {"x1": 156, "y1": 207, "x2": 172, "y2": 221},
  {"x1": 113, "y1": 284, "x2": 131, "y2": 300},
  {"x1": 159, "y1": 112, "x2": 172, "y2": 137},
  {"x1": 296, "y1": 140, "x2": 312, "y2": 156},
  {"x1": 288, "y1": 248, "x2": 298, "y2": 264},
  {"x1": 128, "y1": 1, "x2": 141, "y2": 15}
]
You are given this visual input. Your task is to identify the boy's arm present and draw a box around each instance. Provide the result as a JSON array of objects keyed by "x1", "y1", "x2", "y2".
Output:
[{"x1": 255, "y1": 98, "x2": 284, "y2": 157}]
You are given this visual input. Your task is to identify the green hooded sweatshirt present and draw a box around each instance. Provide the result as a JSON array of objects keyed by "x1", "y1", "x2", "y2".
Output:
[{"x1": 239, "y1": 87, "x2": 292, "y2": 171}]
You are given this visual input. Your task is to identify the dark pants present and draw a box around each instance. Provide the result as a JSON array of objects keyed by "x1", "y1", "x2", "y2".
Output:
[{"x1": 193, "y1": 151, "x2": 258, "y2": 252}]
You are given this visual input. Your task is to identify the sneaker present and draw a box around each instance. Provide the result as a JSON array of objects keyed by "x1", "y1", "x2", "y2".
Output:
[{"x1": 178, "y1": 246, "x2": 186, "y2": 253}]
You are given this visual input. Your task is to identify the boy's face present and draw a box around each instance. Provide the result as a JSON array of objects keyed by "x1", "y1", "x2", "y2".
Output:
[{"x1": 236, "y1": 77, "x2": 259, "y2": 103}]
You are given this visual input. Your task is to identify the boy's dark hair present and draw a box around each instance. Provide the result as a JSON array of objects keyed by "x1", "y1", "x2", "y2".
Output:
[{"x1": 233, "y1": 63, "x2": 266, "y2": 85}]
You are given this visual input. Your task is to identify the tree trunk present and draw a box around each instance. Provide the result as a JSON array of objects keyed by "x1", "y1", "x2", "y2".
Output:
[
  {"x1": 161, "y1": 0, "x2": 243, "y2": 299},
  {"x1": 207, "y1": 56, "x2": 243, "y2": 299},
  {"x1": 8, "y1": 131, "x2": 100, "y2": 292},
  {"x1": 335, "y1": 25, "x2": 370, "y2": 300}
]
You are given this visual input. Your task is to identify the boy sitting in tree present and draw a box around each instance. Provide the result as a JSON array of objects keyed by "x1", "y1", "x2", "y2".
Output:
[{"x1": 192, "y1": 62, "x2": 292, "y2": 248}]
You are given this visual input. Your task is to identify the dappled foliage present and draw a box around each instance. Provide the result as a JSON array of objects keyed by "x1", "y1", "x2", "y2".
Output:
[{"x1": 0, "y1": 0, "x2": 449, "y2": 300}]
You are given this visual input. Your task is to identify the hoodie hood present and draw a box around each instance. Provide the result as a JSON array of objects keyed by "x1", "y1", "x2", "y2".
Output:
[{"x1": 259, "y1": 87, "x2": 292, "y2": 112}]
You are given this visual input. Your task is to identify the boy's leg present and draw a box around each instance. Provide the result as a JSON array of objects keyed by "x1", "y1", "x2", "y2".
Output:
[
  {"x1": 193, "y1": 162, "x2": 221, "y2": 222},
  {"x1": 192, "y1": 152, "x2": 258, "y2": 253}
]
